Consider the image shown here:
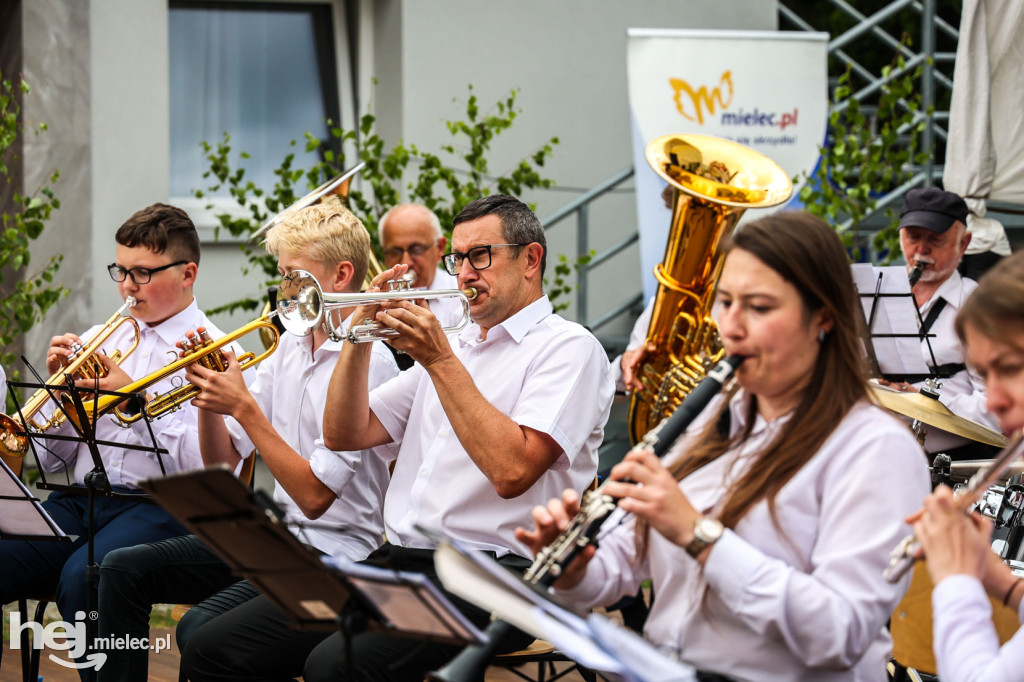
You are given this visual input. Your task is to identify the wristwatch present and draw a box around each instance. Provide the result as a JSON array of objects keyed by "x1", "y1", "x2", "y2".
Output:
[{"x1": 685, "y1": 515, "x2": 724, "y2": 557}]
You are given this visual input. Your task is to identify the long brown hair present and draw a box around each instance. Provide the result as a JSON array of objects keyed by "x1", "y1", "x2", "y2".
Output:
[
  {"x1": 955, "y1": 251, "x2": 1024, "y2": 353},
  {"x1": 640, "y1": 211, "x2": 869, "y2": 552}
]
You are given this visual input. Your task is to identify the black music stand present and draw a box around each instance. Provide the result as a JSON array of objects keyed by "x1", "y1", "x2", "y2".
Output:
[
  {"x1": 7, "y1": 365, "x2": 168, "y2": 680},
  {"x1": 852, "y1": 264, "x2": 942, "y2": 383},
  {"x1": 140, "y1": 467, "x2": 483, "y2": 679}
]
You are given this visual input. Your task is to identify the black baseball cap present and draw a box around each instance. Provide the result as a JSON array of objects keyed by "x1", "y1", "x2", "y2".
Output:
[{"x1": 898, "y1": 187, "x2": 969, "y2": 234}]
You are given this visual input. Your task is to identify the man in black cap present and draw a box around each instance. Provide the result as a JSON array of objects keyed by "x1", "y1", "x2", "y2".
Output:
[{"x1": 884, "y1": 187, "x2": 999, "y2": 458}]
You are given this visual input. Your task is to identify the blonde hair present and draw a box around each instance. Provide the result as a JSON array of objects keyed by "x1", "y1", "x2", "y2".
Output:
[{"x1": 263, "y1": 197, "x2": 370, "y2": 289}]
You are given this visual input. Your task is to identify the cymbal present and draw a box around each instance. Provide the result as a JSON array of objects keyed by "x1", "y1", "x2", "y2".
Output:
[{"x1": 869, "y1": 383, "x2": 1008, "y2": 447}]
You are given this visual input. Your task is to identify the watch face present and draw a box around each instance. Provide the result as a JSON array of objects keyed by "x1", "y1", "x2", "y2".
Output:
[{"x1": 696, "y1": 517, "x2": 724, "y2": 542}]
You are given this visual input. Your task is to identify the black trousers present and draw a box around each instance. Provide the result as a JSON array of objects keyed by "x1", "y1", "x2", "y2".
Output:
[
  {"x1": 180, "y1": 544, "x2": 535, "y2": 682},
  {"x1": 97, "y1": 534, "x2": 257, "y2": 682}
]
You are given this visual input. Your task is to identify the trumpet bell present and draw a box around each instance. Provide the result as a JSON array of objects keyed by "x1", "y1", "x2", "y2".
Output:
[
  {"x1": 0, "y1": 414, "x2": 28, "y2": 460},
  {"x1": 276, "y1": 270, "x2": 325, "y2": 338}
]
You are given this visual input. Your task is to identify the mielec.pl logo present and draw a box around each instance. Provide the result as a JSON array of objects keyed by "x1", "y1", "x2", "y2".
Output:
[{"x1": 9, "y1": 610, "x2": 107, "y2": 671}]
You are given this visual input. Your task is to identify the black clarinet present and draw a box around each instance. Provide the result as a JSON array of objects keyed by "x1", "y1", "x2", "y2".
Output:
[
  {"x1": 427, "y1": 355, "x2": 744, "y2": 682},
  {"x1": 908, "y1": 260, "x2": 925, "y2": 287}
]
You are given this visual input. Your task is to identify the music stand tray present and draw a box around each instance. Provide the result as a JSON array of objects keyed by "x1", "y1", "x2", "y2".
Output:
[{"x1": 140, "y1": 467, "x2": 482, "y2": 645}]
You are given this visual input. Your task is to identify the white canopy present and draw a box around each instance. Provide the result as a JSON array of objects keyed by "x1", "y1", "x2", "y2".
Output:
[{"x1": 942, "y1": 0, "x2": 1023, "y2": 255}]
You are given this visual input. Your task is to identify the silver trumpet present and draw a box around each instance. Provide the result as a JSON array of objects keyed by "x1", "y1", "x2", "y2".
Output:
[
  {"x1": 885, "y1": 431, "x2": 1024, "y2": 583},
  {"x1": 275, "y1": 269, "x2": 476, "y2": 343}
]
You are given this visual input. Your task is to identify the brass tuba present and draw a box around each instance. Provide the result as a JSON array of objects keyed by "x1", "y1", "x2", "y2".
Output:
[{"x1": 627, "y1": 134, "x2": 792, "y2": 443}]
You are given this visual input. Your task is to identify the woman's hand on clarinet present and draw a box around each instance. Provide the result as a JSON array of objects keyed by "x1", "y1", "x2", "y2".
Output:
[
  {"x1": 603, "y1": 448, "x2": 701, "y2": 551},
  {"x1": 515, "y1": 489, "x2": 594, "y2": 590}
]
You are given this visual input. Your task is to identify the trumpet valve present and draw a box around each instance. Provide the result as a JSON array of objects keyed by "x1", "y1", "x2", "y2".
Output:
[
  {"x1": 197, "y1": 326, "x2": 228, "y2": 371},
  {"x1": 386, "y1": 279, "x2": 411, "y2": 292}
]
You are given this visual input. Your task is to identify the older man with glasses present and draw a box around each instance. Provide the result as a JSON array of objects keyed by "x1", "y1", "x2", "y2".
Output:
[
  {"x1": 0, "y1": 203, "x2": 229, "y2": 663},
  {"x1": 378, "y1": 203, "x2": 467, "y2": 330}
]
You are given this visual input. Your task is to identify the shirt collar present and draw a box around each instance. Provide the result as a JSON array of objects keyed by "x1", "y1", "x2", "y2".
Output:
[
  {"x1": 931, "y1": 269, "x2": 964, "y2": 308},
  {"x1": 144, "y1": 298, "x2": 201, "y2": 346},
  {"x1": 727, "y1": 388, "x2": 791, "y2": 438},
  {"x1": 458, "y1": 295, "x2": 552, "y2": 346}
]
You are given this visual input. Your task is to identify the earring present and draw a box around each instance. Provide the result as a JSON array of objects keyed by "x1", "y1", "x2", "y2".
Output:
[{"x1": 818, "y1": 329, "x2": 827, "y2": 343}]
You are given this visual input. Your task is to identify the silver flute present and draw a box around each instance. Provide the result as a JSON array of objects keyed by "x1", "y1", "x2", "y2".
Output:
[{"x1": 884, "y1": 431, "x2": 1024, "y2": 583}]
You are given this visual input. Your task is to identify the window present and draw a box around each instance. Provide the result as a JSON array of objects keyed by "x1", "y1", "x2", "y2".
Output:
[{"x1": 169, "y1": 2, "x2": 342, "y2": 198}]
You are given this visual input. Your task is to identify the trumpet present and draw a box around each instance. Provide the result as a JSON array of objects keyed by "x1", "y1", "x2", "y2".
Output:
[
  {"x1": 885, "y1": 431, "x2": 1024, "y2": 583},
  {"x1": 0, "y1": 298, "x2": 140, "y2": 459},
  {"x1": 276, "y1": 269, "x2": 477, "y2": 343},
  {"x1": 62, "y1": 316, "x2": 279, "y2": 430}
]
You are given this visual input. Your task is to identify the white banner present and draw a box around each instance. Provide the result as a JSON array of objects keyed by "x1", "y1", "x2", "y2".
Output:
[{"x1": 627, "y1": 29, "x2": 829, "y2": 298}]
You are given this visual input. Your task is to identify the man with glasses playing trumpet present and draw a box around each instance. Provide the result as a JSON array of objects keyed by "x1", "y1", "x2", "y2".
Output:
[
  {"x1": 96, "y1": 197, "x2": 398, "y2": 681},
  {"x1": 181, "y1": 194, "x2": 614, "y2": 682},
  {"x1": 0, "y1": 203, "x2": 227, "y2": 644}
]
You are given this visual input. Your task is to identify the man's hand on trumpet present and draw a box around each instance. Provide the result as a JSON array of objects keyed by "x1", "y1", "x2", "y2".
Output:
[{"x1": 375, "y1": 298, "x2": 452, "y2": 369}]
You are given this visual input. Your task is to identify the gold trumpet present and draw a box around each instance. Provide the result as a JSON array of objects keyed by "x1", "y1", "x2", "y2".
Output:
[
  {"x1": 63, "y1": 316, "x2": 279, "y2": 430},
  {"x1": 276, "y1": 269, "x2": 477, "y2": 343},
  {"x1": 0, "y1": 298, "x2": 140, "y2": 459}
]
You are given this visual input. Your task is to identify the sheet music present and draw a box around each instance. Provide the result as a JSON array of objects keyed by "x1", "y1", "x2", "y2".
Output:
[
  {"x1": 0, "y1": 458, "x2": 67, "y2": 539},
  {"x1": 322, "y1": 556, "x2": 485, "y2": 644},
  {"x1": 851, "y1": 264, "x2": 929, "y2": 376},
  {"x1": 433, "y1": 540, "x2": 696, "y2": 682}
]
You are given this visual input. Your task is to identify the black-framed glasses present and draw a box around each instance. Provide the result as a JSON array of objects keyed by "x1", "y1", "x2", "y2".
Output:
[
  {"x1": 442, "y1": 244, "x2": 527, "y2": 276},
  {"x1": 383, "y1": 243, "x2": 434, "y2": 261},
  {"x1": 107, "y1": 260, "x2": 188, "y2": 284}
]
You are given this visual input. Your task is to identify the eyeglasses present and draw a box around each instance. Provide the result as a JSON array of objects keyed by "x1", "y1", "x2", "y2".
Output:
[
  {"x1": 383, "y1": 243, "x2": 434, "y2": 260},
  {"x1": 107, "y1": 260, "x2": 188, "y2": 284},
  {"x1": 442, "y1": 244, "x2": 527, "y2": 276}
]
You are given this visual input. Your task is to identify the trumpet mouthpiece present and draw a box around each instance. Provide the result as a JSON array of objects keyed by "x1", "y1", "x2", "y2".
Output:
[
  {"x1": 125, "y1": 296, "x2": 137, "y2": 308},
  {"x1": 462, "y1": 287, "x2": 478, "y2": 300}
]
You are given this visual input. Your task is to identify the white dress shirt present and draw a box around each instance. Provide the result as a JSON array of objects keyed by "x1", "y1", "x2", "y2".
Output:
[
  {"x1": 560, "y1": 391, "x2": 931, "y2": 682},
  {"x1": 36, "y1": 300, "x2": 226, "y2": 488},
  {"x1": 369, "y1": 295, "x2": 613, "y2": 558},
  {"x1": 933, "y1": 574, "x2": 1024, "y2": 682},
  {"x1": 225, "y1": 325, "x2": 397, "y2": 560},
  {"x1": 912, "y1": 271, "x2": 1000, "y2": 452}
]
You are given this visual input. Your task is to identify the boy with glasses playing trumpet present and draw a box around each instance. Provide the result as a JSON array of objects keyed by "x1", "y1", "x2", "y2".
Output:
[
  {"x1": 0, "y1": 203, "x2": 228, "y2": 650},
  {"x1": 96, "y1": 197, "x2": 399, "y2": 681}
]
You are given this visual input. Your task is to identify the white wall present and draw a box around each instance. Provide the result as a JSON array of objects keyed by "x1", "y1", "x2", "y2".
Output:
[
  {"x1": 22, "y1": 0, "x2": 777, "y2": 363},
  {"x1": 368, "y1": 0, "x2": 777, "y2": 332}
]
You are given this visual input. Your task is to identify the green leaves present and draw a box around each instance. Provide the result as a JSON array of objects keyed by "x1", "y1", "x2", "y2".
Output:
[
  {"x1": 797, "y1": 43, "x2": 930, "y2": 263},
  {"x1": 194, "y1": 85, "x2": 563, "y2": 314},
  {"x1": 0, "y1": 72, "x2": 68, "y2": 376}
]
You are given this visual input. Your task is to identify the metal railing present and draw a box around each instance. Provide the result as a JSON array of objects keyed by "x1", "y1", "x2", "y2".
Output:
[
  {"x1": 780, "y1": 0, "x2": 955, "y2": 232},
  {"x1": 541, "y1": 166, "x2": 640, "y2": 332}
]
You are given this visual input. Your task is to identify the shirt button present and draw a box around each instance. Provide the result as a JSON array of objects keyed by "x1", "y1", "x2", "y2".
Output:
[{"x1": 474, "y1": 350, "x2": 481, "y2": 356}]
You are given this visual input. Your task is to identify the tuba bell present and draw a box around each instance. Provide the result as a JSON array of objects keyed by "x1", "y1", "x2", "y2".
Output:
[{"x1": 627, "y1": 134, "x2": 792, "y2": 443}]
